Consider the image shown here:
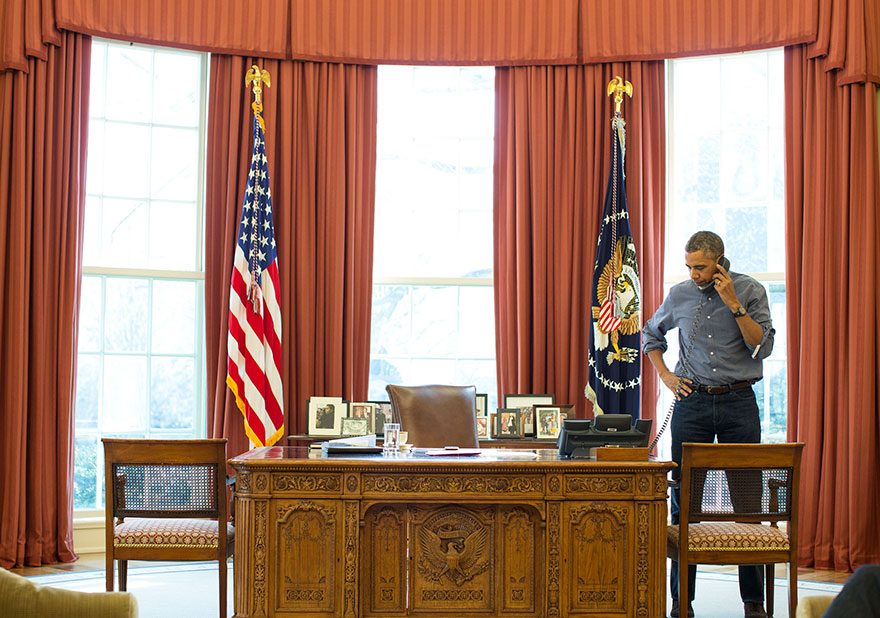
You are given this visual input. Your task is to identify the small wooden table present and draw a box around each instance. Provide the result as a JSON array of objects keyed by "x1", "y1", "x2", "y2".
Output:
[{"x1": 230, "y1": 446, "x2": 673, "y2": 618}]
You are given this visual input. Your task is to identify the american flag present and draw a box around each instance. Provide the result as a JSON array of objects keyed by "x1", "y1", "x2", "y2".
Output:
[{"x1": 226, "y1": 108, "x2": 284, "y2": 447}]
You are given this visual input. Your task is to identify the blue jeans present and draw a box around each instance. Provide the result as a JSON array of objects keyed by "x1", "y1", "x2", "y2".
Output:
[
  {"x1": 824, "y1": 566, "x2": 880, "y2": 617},
  {"x1": 669, "y1": 387, "x2": 764, "y2": 604}
]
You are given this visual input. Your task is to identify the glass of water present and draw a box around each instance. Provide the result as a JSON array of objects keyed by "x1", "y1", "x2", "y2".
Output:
[{"x1": 383, "y1": 423, "x2": 401, "y2": 455}]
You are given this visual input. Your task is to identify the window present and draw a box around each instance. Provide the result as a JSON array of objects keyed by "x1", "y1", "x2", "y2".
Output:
[
  {"x1": 74, "y1": 40, "x2": 208, "y2": 510},
  {"x1": 661, "y1": 49, "x2": 787, "y2": 453},
  {"x1": 368, "y1": 66, "x2": 498, "y2": 409}
]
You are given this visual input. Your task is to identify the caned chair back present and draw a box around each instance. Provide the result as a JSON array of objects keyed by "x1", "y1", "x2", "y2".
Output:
[
  {"x1": 103, "y1": 438, "x2": 233, "y2": 618},
  {"x1": 386, "y1": 384, "x2": 479, "y2": 448},
  {"x1": 668, "y1": 442, "x2": 804, "y2": 618}
]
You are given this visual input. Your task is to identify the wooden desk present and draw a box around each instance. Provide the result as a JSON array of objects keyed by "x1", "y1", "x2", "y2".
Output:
[{"x1": 229, "y1": 447, "x2": 674, "y2": 618}]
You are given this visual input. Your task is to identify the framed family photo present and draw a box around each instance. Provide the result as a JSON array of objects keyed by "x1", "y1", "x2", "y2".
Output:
[
  {"x1": 369, "y1": 401, "x2": 394, "y2": 436},
  {"x1": 535, "y1": 406, "x2": 562, "y2": 439},
  {"x1": 495, "y1": 408, "x2": 523, "y2": 439},
  {"x1": 503, "y1": 394, "x2": 554, "y2": 438},
  {"x1": 307, "y1": 396, "x2": 347, "y2": 436},
  {"x1": 350, "y1": 402, "x2": 376, "y2": 432}
]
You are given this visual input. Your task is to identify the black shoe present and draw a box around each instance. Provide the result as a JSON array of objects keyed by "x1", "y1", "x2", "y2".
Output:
[
  {"x1": 743, "y1": 601, "x2": 767, "y2": 618},
  {"x1": 671, "y1": 598, "x2": 695, "y2": 618}
]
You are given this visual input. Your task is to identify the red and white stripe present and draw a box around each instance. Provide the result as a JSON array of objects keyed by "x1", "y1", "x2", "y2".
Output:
[{"x1": 226, "y1": 248, "x2": 284, "y2": 447}]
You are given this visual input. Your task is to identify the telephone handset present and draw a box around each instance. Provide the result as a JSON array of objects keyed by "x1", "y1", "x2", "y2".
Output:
[
  {"x1": 697, "y1": 255, "x2": 731, "y2": 291},
  {"x1": 649, "y1": 259, "x2": 726, "y2": 449}
]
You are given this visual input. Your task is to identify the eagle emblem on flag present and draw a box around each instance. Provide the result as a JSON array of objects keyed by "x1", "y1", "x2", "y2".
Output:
[{"x1": 592, "y1": 236, "x2": 640, "y2": 365}]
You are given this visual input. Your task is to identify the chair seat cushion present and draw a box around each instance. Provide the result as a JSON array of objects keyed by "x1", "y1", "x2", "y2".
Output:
[
  {"x1": 668, "y1": 522, "x2": 790, "y2": 551},
  {"x1": 114, "y1": 518, "x2": 234, "y2": 549}
]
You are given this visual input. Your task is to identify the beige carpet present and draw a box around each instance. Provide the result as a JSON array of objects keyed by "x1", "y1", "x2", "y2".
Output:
[{"x1": 27, "y1": 563, "x2": 841, "y2": 618}]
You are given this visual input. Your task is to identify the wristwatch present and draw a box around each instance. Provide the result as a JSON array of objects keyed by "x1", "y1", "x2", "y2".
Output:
[{"x1": 732, "y1": 305, "x2": 747, "y2": 318}]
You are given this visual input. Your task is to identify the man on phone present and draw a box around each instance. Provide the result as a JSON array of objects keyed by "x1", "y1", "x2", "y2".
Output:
[{"x1": 642, "y1": 231, "x2": 775, "y2": 618}]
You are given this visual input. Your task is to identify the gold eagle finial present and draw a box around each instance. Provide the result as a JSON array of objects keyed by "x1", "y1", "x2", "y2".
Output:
[
  {"x1": 606, "y1": 76, "x2": 633, "y2": 115},
  {"x1": 245, "y1": 65, "x2": 271, "y2": 108}
]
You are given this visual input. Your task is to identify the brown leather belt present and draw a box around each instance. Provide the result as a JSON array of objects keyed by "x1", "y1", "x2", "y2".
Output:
[{"x1": 696, "y1": 381, "x2": 754, "y2": 394}]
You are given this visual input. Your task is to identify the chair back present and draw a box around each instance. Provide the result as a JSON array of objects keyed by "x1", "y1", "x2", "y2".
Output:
[
  {"x1": 680, "y1": 442, "x2": 803, "y2": 529},
  {"x1": 103, "y1": 439, "x2": 229, "y2": 523},
  {"x1": 386, "y1": 384, "x2": 479, "y2": 448}
]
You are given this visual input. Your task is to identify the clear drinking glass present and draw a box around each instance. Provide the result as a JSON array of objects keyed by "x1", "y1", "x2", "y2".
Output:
[{"x1": 383, "y1": 423, "x2": 401, "y2": 455}]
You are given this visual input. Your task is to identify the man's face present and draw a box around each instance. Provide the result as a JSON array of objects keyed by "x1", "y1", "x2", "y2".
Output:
[{"x1": 685, "y1": 249, "x2": 719, "y2": 288}]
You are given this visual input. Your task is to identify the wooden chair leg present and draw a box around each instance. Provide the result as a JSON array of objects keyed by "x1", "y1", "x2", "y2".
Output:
[
  {"x1": 788, "y1": 561, "x2": 798, "y2": 618},
  {"x1": 765, "y1": 564, "x2": 775, "y2": 617},
  {"x1": 119, "y1": 559, "x2": 128, "y2": 591},
  {"x1": 105, "y1": 553, "x2": 114, "y2": 591},
  {"x1": 679, "y1": 553, "x2": 689, "y2": 617},
  {"x1": 220, "y1": 556, "x2": 227, "y2": 618}
]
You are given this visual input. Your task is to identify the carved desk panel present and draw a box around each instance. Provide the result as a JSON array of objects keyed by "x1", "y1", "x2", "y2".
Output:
[{"x1": 229, "y1": 447, "x2": 674, "y2": 618}]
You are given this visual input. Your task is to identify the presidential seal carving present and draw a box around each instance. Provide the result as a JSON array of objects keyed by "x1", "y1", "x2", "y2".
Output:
[{"x1": 416, "y1": 511, "x2": 490, "y2": 586}]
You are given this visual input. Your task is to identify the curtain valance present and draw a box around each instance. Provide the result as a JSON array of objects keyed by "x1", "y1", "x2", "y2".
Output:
[{"x1": 8, "y1": 0, "x2": 874, "y2": 85}]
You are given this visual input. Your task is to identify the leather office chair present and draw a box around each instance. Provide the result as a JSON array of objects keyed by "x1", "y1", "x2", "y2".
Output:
[
  {"x1": 102, "y1": 439, "x2": 234, "y2": 618},
  {"x1": 385, "y1": 384, "x2": 479, "y2": 448},
  {"x1": 667, "y1": 442, "x2": 804, "y2": 618}
]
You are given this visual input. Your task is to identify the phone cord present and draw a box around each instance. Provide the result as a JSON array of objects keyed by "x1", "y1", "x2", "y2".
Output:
[{"x1": 648, "y1": 293, "x2": 709, "y2": 451}]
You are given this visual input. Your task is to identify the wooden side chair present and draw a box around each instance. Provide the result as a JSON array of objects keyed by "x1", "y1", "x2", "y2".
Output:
[
  {"x1": 103, "y1": 438, "x2": 234, "y2": 618},
  {"x1": 667, "y1": 442, "x2": 804, "y2": 618},
  {"x1": 386, "y1": 384, "x2": 479, "y2": 447}
]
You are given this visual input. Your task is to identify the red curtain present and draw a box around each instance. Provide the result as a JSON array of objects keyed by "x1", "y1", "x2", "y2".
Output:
[
  {"x1": 784, "y1": 45, "x2": 880, "y2": 570},
  {"x1": 205, "y1": 57, "x2": 377, "y2": 458},
  {"x1": 0, "y1": 32, "x2": 89, "y2": 568},
  {"x1": 493, "y1": 61, "x2": 665, "y2": 420}
]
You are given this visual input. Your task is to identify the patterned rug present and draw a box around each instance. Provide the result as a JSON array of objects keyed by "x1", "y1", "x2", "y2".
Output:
[{"x1": 27, "y1": 562, "x2": 842, "y2": 618}]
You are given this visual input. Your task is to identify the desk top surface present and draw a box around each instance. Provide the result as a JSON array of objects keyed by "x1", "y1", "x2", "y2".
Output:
[{"x1": 230, "y1": 446, "x2": 673, "y2": 471}]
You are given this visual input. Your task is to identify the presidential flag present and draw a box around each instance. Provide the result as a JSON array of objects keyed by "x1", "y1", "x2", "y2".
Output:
[
  {"x1": 585, "y1": 112, "x2": 641, "y2": 420},
  {"x1": 226, "y1": 105, "x2": 284, "y2": 447}
]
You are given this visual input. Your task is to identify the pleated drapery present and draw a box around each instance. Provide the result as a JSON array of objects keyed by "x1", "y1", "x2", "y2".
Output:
[
  {"x1": 493, "y1": 62, "x2": 666, "y2": 422},
  {"x1": 0, "y1": 32, "x2": 90, "y2": 568},
  {"x1": 784, "y1": 45, "x2": 880, "y2": 570},
  {"x1": 205, "y1": 57, "x2": 377, "y2": 459}
]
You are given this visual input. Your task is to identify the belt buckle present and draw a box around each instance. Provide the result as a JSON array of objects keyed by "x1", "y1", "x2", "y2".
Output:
[{"x1": 707, "y1": 385, "x2": 728, "y2": 394}]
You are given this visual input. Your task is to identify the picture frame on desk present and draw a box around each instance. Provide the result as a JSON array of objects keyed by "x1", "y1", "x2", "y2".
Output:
[
  {"x1": 341, "y1": 417, "x2": 370, "y2": 437},
  {"x1": 495, "y1": 408, "x2": 523, "y2": 439},
  {"x1": 369, "y1": 401, "x2": 394, "y2": 436},
  {"x1": 535, "y1": 405, "x2": 562, "y2": 439},
  {"x1": 558, "y1": 404, "x2": 574, "y2": 422},
  {"x1": 475, "y1": 393, "x2": 488, "y2": 416},
  {"x1": 307, "y1": 396, "x2": 346, "y2": 436},
  {"x1": 350, "y1": 402, "x2": 376, "y2": 432},
  {"x1": 503, "y1": 394, "x2": 554, "y2": 437},
  {"x1": 475, "y1": 415, "x2": 490, "y2": 439}
]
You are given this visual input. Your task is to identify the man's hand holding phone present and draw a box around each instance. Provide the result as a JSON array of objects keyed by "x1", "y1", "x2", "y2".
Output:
[{"x1": 712, "y1": 262, "x2": 740, "y2": 310}]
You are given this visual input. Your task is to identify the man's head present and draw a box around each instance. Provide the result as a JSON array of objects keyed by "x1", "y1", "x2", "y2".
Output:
[{"x1": 684, "y1": 231, "x2": 725, "y2": 288}]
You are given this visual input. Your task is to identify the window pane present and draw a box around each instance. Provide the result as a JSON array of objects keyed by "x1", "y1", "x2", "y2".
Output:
[
  {"x1": 103, "y1": 123, "x2": 151, "y2": 198},
  {"x1": 152, "y1": 280, "x2": 196, "y2": 354},
  {"x1": 151, "y1": 357, "x2": 195, "y2": 430},
  {"x1": 100, "y1": 198, "x2": 149, "y2": 267},
  {"x1": 104, "y1": 278, "x2": 149, "y2": 352},
  {"x1": 149, "y1": 201, "x2": 197, "y2": 270},
  {"x1": 102, "y1": 355, "x2": 148, "y2": 432},
  {"x1": 78, "y1": 276, "x2": 102, "y2": 351},
  {"x1": 105, "y1": 47, "x2": 152, "y2": 123},
  {"x1": 152, "y1": 52, "x2": 201, "y2": 127},
  {"x1": 75, "y1": 354, "x2": 100, "y2": 430},
  {"x1": 150, "y1": 127, "x2": 198, "y2": 200},
  {"x1": 73, "y1": 435, "x2": 99, "y2": 510}
]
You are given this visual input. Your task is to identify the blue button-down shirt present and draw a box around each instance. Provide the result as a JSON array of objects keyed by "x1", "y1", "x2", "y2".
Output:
[{"x1": 642, "y1": 272, "x2": 775, "y2": 385}]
